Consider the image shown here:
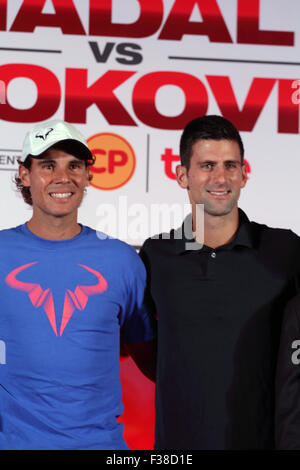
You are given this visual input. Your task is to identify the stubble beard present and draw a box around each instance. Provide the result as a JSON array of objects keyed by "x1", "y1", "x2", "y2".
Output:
[{"x1": 203, "y1": 194, "x2": 238, "y2": 218}]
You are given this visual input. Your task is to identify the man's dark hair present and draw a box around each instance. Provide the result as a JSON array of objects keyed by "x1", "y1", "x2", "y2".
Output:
[
  {"x1": 179, "y1": 115, "x2": 244, "y2": 170},
  {"x1": 15, "y1": 142, "x2": 95, "y2": 206}
]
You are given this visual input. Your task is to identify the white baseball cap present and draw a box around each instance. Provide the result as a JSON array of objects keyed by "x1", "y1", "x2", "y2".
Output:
[{"x1": 21, "y1": 119, "x2": 93, "y2": 162}]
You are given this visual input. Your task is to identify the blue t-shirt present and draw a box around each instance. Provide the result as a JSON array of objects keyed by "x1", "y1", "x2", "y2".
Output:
[{"x1": 0, "y1": 224, "x2": 153, "y2": 450}]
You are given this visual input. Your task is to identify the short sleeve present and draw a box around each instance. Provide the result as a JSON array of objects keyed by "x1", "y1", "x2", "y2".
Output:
[
  {"x1": 119, "y1": 246, "x2": 155, "y2": 344},
  {"x1": 139, "y1": 239, "x2": 157, "y2": 319}
]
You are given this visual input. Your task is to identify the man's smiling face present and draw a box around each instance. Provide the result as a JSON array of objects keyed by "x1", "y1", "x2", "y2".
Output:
[
  {"x1": 19, "y1": 148, "x2": 89, "y2": 220},
  {"x1": 176, "y1": 139, "x2": 247, "y2": 218}
]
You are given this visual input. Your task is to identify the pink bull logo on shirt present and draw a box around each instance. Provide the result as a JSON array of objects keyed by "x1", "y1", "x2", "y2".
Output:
[{"x1": 5, "y1": 262, "x2": 108, "y2": 336}]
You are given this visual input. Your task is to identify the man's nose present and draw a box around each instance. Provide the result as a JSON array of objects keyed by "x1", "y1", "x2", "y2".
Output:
[
  {"x1": 53, "y1": 166, "x2": 70, "y2": 183},
  {"x1": 212, "y1": 165, "x2": 226, "y2": 184}
]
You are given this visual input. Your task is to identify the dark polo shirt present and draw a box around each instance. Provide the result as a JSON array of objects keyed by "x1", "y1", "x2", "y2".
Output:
[
  {"x1": 275, "y1": 293, "x2": 300, "y2": 449},
  {"x1": 140, "y1": 209, "x2": 300, "y2": 450}
]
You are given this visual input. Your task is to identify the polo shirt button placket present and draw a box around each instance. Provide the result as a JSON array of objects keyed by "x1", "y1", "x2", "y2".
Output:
[{"x1": 211, "y1": 251, "x2": 216, "y2": 259}]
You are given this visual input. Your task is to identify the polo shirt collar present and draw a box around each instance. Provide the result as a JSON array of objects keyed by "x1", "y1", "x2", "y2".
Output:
[{"x1": 174, "y1": 208, "x2": 254, "y2": 254}]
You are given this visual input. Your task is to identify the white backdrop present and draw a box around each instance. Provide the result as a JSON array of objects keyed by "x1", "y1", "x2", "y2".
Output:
[{"x1": 0, "y1": 0, "x2": 300, "y2": 246}]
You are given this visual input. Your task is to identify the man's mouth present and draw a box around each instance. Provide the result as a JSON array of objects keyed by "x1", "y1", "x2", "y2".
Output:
[
  {"x1": 208, "y1": 190, "x2": 230, "y2": 196},
  {"x1": 49, "y1": 192, "x2": 73, "y2": 199}
]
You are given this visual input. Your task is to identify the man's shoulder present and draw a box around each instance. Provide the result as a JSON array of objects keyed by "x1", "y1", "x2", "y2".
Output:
[
  {"x1": 95, "y1": 228, "x2": 137, "y2": 252},
  {"x1": 0, "y1": 225, "x2": 21, "y2": 233},
  {"x1": 140, "y1": 229, "x2": 178, "y2": 252},
  {"x1": 247, "y1": 218, "x2": 300, "y2": 244},
  {"x1": 0, "y1": 225, "x2": 22, "y2": 241},
  {"x1": 243, "y1": 218, "x2": 300, "y2": 273},
  {"x1": 90, "y1": 227, "x2": 144, "y2": 269}
]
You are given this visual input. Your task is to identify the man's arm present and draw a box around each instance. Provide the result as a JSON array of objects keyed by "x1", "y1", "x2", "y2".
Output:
[
  {"x1": 275, "y1": 294, "x2": 300, "y2": 449},
  {"x1": 123, "y1": 339, "x2": 157, "y2": 383}
]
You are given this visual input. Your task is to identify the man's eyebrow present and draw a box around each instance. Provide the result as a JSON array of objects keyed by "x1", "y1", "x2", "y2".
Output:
[
  {"x1": 37, "y1": 158, "x2": 85, "y2": 165},
  {"x1": 37, "y1": 159, "x2": 56, "y2": 165},
  {"x1": 196, "y1": 159, "x2": 242, "y2": 167},
  {"x1": 197, "y1": 159, "x2": 215, "y2": 164},
  {"x1": 69, "y1": 159, "x2": 85, "y2": 164},
  {"x1": 224, "y1": 159, "x2": 242, "y2": 165}
]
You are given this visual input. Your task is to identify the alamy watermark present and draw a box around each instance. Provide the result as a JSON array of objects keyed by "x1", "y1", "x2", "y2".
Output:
[
  {"x1": 0, "y1": 340, "x2": 6, "y2": 364},
  {"x1": 291, "y1": 80, "x2": 300, "y2": 105},
  {"x1": 291, "y1": 339, "x2": 300, "y2": 365},
  {"x1": 95, "y1": 196, "x2": 204, "y2": 250}
]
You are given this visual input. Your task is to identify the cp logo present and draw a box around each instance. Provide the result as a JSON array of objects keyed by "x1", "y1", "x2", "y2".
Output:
[{"x1": 87, "y1": 133, "x2": 136, "y2": 190}]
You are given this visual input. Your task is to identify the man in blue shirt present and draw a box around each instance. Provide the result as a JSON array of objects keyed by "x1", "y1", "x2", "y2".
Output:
[{"x1": 0, "y1": 120, "x2": 155, "y2": 450}]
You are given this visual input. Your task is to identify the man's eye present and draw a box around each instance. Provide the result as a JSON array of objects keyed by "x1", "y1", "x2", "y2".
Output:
[
  {"x1": 226, "y1": 162, "x2": 238, "y2": 170},
  {"x1": 70, "y1": 163, "x2": 83, "y2": 170},
  {"x1": 202, "y1": 163, "x2": 213, "y2": 170},
  {"x1": 42, "y1": 164, "x2": 54, "y2": 170}
]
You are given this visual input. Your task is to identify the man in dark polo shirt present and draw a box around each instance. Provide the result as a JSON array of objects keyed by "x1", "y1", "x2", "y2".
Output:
[
  {"x1": 275, "y1": 293, "x2": 300, "y2": 449},
  {"x1": 140, "y1": 115, "x2": 300, "y2": 450}
]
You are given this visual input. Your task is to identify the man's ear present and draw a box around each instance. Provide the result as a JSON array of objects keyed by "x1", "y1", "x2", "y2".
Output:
[
  {"x1": 176, "y1": 164, "x2": 189, "y2": 190},
  {"x1": 19, "y1": 165, "x2": 31, "y2": 187},
  {"x1": 86, "y1": 165, "x2": 92, "y2": 185},
  {"x1": 240, "y1": 163, "x2": 247, "y2": 188}
]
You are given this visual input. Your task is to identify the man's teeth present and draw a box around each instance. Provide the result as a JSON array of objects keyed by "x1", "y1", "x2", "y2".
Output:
[
  {"x1": 50, "y1": 193, "x2": 72, "y2": 199},
  {"x1": 210, "y1": 191, "x2": 228, "y2": 195}
]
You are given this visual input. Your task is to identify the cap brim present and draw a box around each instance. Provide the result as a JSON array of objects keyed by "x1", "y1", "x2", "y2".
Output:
[{"x1": 30, "y1": 139, "x2": 93, "y2": 162}]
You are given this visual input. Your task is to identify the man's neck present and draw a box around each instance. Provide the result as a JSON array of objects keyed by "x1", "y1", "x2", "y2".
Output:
[
  {"x1": 26, "y1": 213, "x2": 82, "y2": 241},
  {"x1": 193, "y1": 208, "x2": 240, "y2": 249}
]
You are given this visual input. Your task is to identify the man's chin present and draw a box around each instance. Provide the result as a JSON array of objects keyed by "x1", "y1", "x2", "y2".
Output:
[{"x1": 204, "y1": 202, "x2": 236, "y2": 217}]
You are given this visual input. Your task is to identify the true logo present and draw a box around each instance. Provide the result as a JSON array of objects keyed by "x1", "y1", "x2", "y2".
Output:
[{"x1": 5, "y1": 263, "x2": 108, "y2": 336}]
